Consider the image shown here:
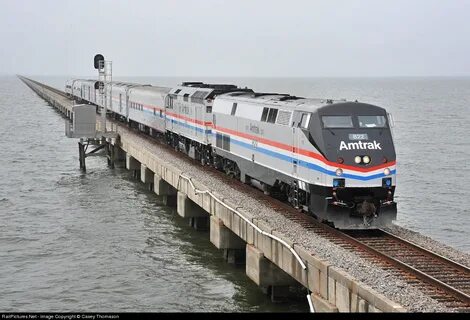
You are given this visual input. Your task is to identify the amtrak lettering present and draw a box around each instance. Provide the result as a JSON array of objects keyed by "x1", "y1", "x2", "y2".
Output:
[{"x1": 339, "y1": 140, "x2": 382, "y2": 150}]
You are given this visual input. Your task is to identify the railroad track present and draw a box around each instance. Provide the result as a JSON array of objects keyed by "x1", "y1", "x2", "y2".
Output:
[
  {"x1": 27, "y1": 78, "x2": 470, "y2": 312},
  {"x1": 344, "y1": 229, "x2": 470, "y2": 310},
  {"x1": 279, "y1": 208, "x2": 470, "y2": 311},
  {"x1": 21, "y1": 76, "x2": 69, "y2": 98}
]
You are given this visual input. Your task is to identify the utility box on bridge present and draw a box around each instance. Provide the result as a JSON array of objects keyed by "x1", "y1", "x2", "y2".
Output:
[{"x1": 65, "y1": 104, "x2": 97, "y2": 138}]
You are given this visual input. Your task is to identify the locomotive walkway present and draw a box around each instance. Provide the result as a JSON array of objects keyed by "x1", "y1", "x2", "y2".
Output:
[{"x1": 19, "y1": 75, "x2": 470, "y2": 313}]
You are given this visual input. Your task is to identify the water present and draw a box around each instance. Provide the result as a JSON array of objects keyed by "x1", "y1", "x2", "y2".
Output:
[{"x1": 1, "y1": 75, "x2": 469, "y2": 311}]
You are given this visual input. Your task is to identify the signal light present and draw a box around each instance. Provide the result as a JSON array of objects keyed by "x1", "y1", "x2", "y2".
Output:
[
  {"x1": 337, "y1": 157, "x2": 344, "y2": 164},
  {"x1": 94, "y1": 54, "x2": 104, "y2": 69},
  {"x1": 94, "y1": 81, "x2": 103, "y2": 90},
  {"x1": 382, "y1": 157, "x2": 388, "y2": 163},
  {"x1": 363, "y1": 156, "x2": 371, "y2": 164},
  {"x1": 354, "y1": 156, "x2": 362, "y2": 164}
]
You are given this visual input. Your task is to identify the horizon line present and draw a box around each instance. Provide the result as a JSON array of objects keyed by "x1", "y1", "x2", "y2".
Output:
[{"x1": 9, "y1": 74, "x2": 470, "y2": 79}]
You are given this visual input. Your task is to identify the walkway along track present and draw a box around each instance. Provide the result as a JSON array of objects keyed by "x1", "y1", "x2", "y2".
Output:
[
  {"x1": 20, "y1": 76, "x2": 69, "y2": 97},
  {"x1": 21, "y1": 76, "x2": 470, "y2": 312}
]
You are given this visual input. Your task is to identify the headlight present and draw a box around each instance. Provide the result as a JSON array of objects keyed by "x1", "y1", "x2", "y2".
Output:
[
  {"x1": 335, "y1": 168, "x2": 343, "y2": 176},
  {"x1": 384, "y1": 168, "x2": 391, "y2": 176},
  {"x1": 363, "y1": 155, "x2": 371, "y2": 164},
  {"x1": 354, "y1": 156, "x2": 362, "y2": 164}
]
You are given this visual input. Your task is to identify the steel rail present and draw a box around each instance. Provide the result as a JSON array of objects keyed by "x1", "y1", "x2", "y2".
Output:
[
  {"x1": 338, "y1": 229, "x2": 470, "y2": 305},
  {"x1": 378, "y1": 229, "x2": 470, "y2": 275}
]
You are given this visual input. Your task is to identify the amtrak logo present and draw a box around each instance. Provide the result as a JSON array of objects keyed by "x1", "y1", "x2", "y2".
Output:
[{"x1": 340, "y1": 140, "x2": 382, "y2": 150}]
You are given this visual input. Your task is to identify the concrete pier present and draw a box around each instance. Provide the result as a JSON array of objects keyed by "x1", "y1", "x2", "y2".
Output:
[
  {"x1": 177, "y1": 191, "x2": 209, "y2": 230},
  {"x1": 126, "y1": 154, "x2": 140, "y2": 179},
  {"x1": 114, "y1": 145, "x2": 126, "y2": 166},
  {"x1": 246, "y1": 244, "x2": 298, "y2": 302},
  {"x1": 154, "y1": 174, "x2": 177, "y2": 207},
  {"x1": 210, "y1": 216, "x2": 245, "y2": 264},
  {"x1": 140, "y1": 164, "x2": 154, "y2": 191},
  {"x1": 20, "y1": 76, "x2": 408, "y2": 313}
]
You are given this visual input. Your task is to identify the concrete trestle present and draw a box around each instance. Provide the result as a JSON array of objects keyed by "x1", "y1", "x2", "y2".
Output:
[{"x1": 19, "y1": 76, "x2": 407, "y2": 313}]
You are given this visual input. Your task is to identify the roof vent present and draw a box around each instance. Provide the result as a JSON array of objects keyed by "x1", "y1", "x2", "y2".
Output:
[{"x1": 278, "y1": 95, "x2": 304, "y2": 101}]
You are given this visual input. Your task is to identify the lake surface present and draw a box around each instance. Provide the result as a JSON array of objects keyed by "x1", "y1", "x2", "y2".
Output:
[{"x1": 1, "y1": 75, "x2": 469, "y2": 311}]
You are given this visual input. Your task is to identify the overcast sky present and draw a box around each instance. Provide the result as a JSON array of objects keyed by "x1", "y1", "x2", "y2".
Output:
[{"x1": 1, "y1": 0, "x2": 470, "y2": 77}]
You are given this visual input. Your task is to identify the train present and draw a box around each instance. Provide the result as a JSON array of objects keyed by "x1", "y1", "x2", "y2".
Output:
[{"x1": 65, "y1": 78, "x2": 397, "y2": 229}]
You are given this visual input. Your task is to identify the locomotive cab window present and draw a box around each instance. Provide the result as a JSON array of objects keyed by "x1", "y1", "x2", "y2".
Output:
[
  {"x1": 183, "y1": 93, "x2": 189, "y2": 102},
  {"x1": 322, "y1": 116, "x2": 354, "y2": 128},
  {"x1": 299, "y1": 113, "x2": 311, "y2": 129},
  {"x1": 358, "y1": 115, "x2": 387, "y2": 128}
]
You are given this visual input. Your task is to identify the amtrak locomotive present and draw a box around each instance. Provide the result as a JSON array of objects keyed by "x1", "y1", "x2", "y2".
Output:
[{"x1": 66, "y1": 79, "x2": 397, "y2": 229}]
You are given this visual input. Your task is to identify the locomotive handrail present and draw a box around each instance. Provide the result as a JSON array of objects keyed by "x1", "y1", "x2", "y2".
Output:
[{"x1": 177, "y1": 174, "x2": 307, "y2": 270}]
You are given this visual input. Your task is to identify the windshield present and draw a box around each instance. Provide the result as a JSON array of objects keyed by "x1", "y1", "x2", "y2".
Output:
[
  {"x1": 358, "y1": 115, "x2": 387, "y2": 128},
  {"x1": 322, "y1": 116, "x2": 353, "y2": 128}
]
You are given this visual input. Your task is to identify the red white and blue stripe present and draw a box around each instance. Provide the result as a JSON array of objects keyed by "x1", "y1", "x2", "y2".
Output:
[{"x1": 213, "y1": 125, "x2": 396, "y2": 182}]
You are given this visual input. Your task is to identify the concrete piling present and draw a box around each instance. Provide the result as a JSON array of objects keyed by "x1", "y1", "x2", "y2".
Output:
[
  {"x1": 154, "y1": 174, "x2": 177, "y2": 207},
  {"x1": 177, "y1": 191, "x2": 209, "y2": 230},
  {"x1": 210, "y1": 216, "x2": 245, "y2": 264},
  {"x1": 114, "y1": 146, "x2": 126, "y2": 167},
  {"x1": 140, "y1": 164, "x2": 154, "y2": 191},
  {"x1": 126, "y1": 154, "x2": 140, "y2": 179},
  {"x1": 246, "y1": 244, "x2": 297, "y2": 302}
]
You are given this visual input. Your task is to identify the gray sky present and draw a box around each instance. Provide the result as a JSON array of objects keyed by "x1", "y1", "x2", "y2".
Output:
[{"x1": 1, "y1": 0, "x2": 470, "y2": 77}]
